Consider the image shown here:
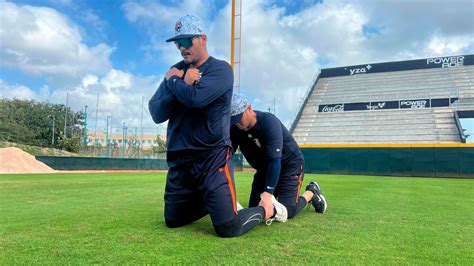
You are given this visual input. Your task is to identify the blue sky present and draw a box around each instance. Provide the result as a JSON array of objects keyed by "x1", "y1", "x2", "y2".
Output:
[{"x1": 1, "y1": 0, "x2": 473, "y2": 139}]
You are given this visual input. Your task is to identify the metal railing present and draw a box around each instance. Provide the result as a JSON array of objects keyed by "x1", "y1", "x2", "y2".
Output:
[
  {"x1": 454, "y1": 111, "x2": 467, "y2": 143},
  {"x1": 289, "y1": 69, "x2": 321, "y2": 133}
]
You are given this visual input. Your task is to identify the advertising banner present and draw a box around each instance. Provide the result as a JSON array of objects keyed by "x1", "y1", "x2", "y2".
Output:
[
  {"x1": 317, "y1": 97, "x2": 456, "y2": 112},
  {"x1": 400, "y1": 99, "x2": 430, "y2": 109}
]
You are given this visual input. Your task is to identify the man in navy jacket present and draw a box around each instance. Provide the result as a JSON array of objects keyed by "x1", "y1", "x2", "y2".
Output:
[
  {"x1": 149, "y1": 15, "x2": 287, "y2": 237},
  {"x1": 230, "y1": 93, "x2": 328, "y2": 221}
]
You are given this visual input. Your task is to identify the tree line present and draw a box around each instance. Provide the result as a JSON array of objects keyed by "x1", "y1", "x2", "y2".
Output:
[{"x1": 0, "y1": 98, "x2": 84, "y2": 152}]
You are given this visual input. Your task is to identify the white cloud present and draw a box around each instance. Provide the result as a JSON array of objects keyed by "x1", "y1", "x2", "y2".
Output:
[
  {"x1": 0, "y1": 1, "x2": 113, "y2": 78},
  {"x1": 121, "y1": 0, "x2": 213, "y2": 66},
  {"x1": 355, "y1": 0, "x2": 474, "y2": 62},
  {"x1": 0, "y1": 79, "x2": 36, "y2": 99},
  {"x1": 122, "y1": 0, "x2": 210, "y2": 26},
  {"x1": 100, "y1": 69, "x2": 133, "y2": 91},
  {"x1": 81, "y1": 74, "x2": 99, "y2": 88},
  {"x1": 54, "y1": 69, "x2": 161, "y2": 132},
  {"x1": 0, "y1": 79, "x2": 51, "y2": 101},
  {"x1": 427, "y1": 34, "x2": 473, "y2": 56}
]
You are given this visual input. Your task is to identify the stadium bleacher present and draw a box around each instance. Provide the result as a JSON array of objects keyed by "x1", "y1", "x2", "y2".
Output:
[{"x1": 292, "y1": 55, "x2": 474, "y2": 144}]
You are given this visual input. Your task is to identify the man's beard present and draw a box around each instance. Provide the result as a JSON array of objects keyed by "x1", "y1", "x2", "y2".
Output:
[{"x1": 185, "y1": 57, "x2": 198, "y2": 66}]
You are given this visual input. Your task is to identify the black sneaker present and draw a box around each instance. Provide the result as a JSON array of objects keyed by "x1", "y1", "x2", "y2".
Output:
[{"x1": 305, "y1": 180, "x2": 327, "y2": 213}]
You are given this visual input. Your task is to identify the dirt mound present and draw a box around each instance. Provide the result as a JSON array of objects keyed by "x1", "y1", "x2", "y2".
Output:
[{"x1": 0, "y1": 147, "x2": 56, "y2": 174}]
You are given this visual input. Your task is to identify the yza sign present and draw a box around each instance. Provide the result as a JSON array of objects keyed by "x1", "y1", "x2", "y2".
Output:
[{"x1": 348, "y1": 64, "x2": 373, "y2": 75}]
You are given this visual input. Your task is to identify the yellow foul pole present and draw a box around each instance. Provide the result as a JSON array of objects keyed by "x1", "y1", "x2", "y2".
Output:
[
  {"x1": 230, "y1": 0, "x2": 235, "y2": 70},
  {"x1": 230, "y1": 0, "x2": 242, "y2": 92}
]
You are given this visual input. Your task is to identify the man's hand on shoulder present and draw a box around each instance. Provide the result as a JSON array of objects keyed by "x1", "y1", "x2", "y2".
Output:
[
  {"x1": 259, "y1": 192, "x2": 274, "y2": 220},
  {"x1": 166, "y1": 67, "x2": 184, "y2": 81},
  {"x1": 184, "y1": 68, "x2": 201, "y2": 85}
]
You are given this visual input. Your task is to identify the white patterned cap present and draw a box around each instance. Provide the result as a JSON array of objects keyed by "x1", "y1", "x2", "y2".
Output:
[
  {"x1": 231, "y1": 93, "x2": 250, "y2": 125},
  {"x1": 166, "y1": 15, "x2": 206, "y2": 42}
]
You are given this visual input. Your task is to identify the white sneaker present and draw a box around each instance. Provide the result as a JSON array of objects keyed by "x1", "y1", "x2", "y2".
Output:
[{"x1": 263, "y1": 194, "x2": 288, "y2": 225}]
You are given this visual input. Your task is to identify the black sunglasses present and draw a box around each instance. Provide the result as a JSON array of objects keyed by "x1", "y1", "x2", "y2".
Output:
[{"x1": 174, "y1": 36, "x2": 200, "y2": 49}]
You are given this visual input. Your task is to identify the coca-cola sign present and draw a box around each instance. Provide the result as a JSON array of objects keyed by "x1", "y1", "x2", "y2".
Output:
[{"x1": 319, "y1": 104, "x2": 345, "y2": 113}]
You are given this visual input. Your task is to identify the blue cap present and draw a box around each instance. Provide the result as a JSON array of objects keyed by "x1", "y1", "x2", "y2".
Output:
[
  {"x1": 166, "y1": 15, "x2": 206, "y2": 42},
  {"x1": 231, "y1": 93, "x2": 250, "y2": 125}
]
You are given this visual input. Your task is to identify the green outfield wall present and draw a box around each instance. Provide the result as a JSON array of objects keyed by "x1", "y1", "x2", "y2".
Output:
[
  {"x1": 300, "y1": 144, "x2": 474, "y2": 178},
  {"x1": 36, "y1": 156, "x2": 169, "y2": 170},
  {"x1": 36, "y1": 154, "x2": 245, "y2": 171}
]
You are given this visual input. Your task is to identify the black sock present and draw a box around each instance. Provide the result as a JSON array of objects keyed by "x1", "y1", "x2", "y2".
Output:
[
  {"x1": 238, "y1": 206, "x2": 265, "y2": 234},
  {"x1": 286, "y1": 196, "x2": 308, "y2": 219},
  {"x1": 296, "y1": 196, "x2": 307, "y2": 213},
  {"x1": 214, "y1": 207, "x2": 265, "y2": 238}
]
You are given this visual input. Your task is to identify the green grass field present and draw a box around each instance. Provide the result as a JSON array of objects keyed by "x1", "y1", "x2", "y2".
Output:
[{"x1": 1, "y1": 172, "x2": 473, "y2": 264}]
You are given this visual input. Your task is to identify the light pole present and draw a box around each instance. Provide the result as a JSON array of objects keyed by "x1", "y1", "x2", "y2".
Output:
[
  {"x1": 49, "y1": 115, "x2": 55, "y2": 145},
  {"x1": 106, "y1": 115, "x2": 111, "y2": 157},
  {"x1": 83, "y1": 105, "x2": 88, "y2": 146},
  {"x1": 122, "y1": 122, "x2": 127, "y2": 157},
  {"x1": 64, "y1": 92, "x2": 68, "y2": 138}
]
